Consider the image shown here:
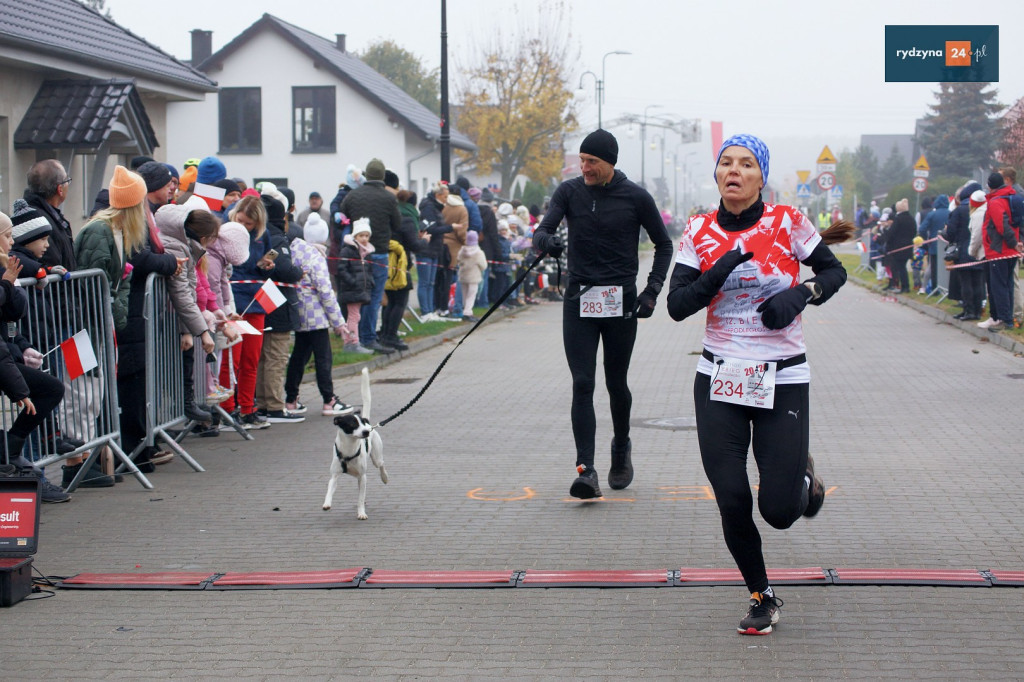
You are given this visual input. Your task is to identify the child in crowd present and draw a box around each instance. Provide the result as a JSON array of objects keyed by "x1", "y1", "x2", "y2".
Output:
[
  {"x1": 493, "y1": 220, "x2": 514, "y2": 308},
  {"x1": 911, "y1": 236, "x2": 927, "y2": 294},
  {"x1": 203, "y1": 220, "x2": 248, "y2": 421},
  {"x1": 457, "y1": 230, "x2": 487, "y2": 323},
  {"x1": 284, "y1": 221, "x2": 354, "y2": 416},
  {"x1": 336, "y1": 218, "x2": 374, "y2": 354}
]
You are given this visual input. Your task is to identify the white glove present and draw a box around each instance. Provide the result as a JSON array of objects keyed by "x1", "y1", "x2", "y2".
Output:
[{"x1": 22, "y1": 347, "x2": 43, "y2": 369}]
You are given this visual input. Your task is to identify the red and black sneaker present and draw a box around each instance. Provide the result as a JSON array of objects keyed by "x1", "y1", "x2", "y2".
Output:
[
  {"x1": 569, "y1": 464, "x2": 603, "y2": 500},
  {"x1": 738, "y1": 592, "x2": 783, "y2": 635}
]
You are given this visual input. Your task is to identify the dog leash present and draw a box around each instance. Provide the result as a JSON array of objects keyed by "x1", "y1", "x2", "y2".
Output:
[{"x1": 374, "y1": 249, "x2": 557, "y2": 429}]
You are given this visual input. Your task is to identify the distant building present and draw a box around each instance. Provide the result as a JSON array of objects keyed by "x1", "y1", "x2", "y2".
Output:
[
  {"x1": 0, "y1": 0, "x2": 216, "y2": 220},
  {"x1": 168, "y1": 14, "x2": 475, "y2": 202}
]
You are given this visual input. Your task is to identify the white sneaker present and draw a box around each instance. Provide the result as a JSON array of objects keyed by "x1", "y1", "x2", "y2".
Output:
[
  {"x1": 977, "y1": 318, "x2": 996, "y2": 329},
  {"x1": 322, "y1": 396, "x2": 355, "y2": 416}
]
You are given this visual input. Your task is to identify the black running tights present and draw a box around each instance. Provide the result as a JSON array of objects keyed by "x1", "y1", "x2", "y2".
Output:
[
  {"x1": 562, "y1": 300, "x2": 637, "y2": 468},
  {"x1": 693, "y1": 373, "x2": 810, "y2": 594}
]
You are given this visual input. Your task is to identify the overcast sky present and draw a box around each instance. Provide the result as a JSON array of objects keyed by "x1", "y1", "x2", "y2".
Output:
[{"x1": 104, "y1": 0, "x2": 1023, "y2": 195}]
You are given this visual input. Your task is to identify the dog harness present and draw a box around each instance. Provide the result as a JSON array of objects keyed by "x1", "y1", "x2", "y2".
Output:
[{"x1": 334, "y1": 441, "x2": 368, "y2": 473}]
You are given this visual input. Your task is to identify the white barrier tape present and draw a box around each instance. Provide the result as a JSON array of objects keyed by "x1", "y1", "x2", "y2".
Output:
[
  {"x1": 869, "y1": 236, "x2": 942, "y2": 261},
  {"x1": 945, "y1": 252, "x2": 1023, "y2": 270}
]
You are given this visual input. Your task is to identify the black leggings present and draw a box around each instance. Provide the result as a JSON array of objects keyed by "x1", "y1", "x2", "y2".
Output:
[
  {"x1": 694, "y1": 373, "x2": 810, "y2": 594},
  {"x1": 562, "y1": 293, "x2": 637, "y2": 468},
  {"x1": 285, "y1": 329, "x2": 334, "y2": 403},
  {"x1": 380, "y1": 288, "x2": 410, "y2": 340}
]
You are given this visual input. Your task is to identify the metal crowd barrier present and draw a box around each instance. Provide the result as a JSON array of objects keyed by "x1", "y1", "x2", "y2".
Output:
[
  {"x1": 1, "y1": 269, "x2": 152, "y2": 490},
  {"x1": 853, "y1": 230, "x2": 872, "y2": 275},
  {"x1": 140, "y1": 274, "x2": 251, "y2": 472}
]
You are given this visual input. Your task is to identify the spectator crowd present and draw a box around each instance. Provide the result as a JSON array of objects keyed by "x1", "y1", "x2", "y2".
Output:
[{"x1": 0, "y1": 155, "x2": 561, "y2": 504}]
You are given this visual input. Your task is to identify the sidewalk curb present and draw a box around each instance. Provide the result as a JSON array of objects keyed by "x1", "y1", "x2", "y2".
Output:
[{"x1": 849, "y1": 277, "x2": 1024, "y2": 355}]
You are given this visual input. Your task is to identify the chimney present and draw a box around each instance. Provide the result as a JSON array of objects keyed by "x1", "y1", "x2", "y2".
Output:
[
  {"x1": 335, "y1": 34, "x2": 346, "y2": 53},
  {"x1": 191, "y1": 29, "x2": 213, "y2": 66}
]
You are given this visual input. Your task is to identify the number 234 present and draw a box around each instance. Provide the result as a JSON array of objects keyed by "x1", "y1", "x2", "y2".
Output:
[{"x1": 711, "y1": 379, "x2": 744, "y2": 398}]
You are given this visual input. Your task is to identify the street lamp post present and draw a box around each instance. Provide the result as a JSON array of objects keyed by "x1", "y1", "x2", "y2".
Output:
[
  {"x1": 577, "y1": 50, "x2": 630, "y2": 129},
  {"x1": 640, "y1": 104, "x2": 662, "y2": 188}
]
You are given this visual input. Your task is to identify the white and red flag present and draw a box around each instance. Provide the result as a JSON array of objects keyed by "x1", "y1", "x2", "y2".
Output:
[
  {"x1": 60, "y1": 330, "x2": 98, "y2": 380},
  {"x1": 253, "y1": 279, "x2": 286, "y2": 314},
  {"x1": 192, "y1": 182, "x2": 226, "y2": 211}
]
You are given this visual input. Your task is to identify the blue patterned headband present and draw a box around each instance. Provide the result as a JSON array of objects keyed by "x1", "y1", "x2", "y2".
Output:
[{"x1": 714, "y1": 134, "x2": 770, "y2": 185}]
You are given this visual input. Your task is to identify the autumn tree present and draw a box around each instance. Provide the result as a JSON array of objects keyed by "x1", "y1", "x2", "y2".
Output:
[
  {"x1": 360, "y1": 40, "x2": 439, "y2": 115},
  {"x1": 997, "y1": 98, "x2": 1024, "y2": 172},
  {"x1": 454, "y1": 4, "x2": 578, "y2": 193},
  {"x1": 915, "y1": 82, "x2": 1004, "y2": 177}
]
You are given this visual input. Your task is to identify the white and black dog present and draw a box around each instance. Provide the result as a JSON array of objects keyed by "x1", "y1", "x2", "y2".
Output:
[{"x1": 323, "y1": 367, "x2": 388, "y2": 519}]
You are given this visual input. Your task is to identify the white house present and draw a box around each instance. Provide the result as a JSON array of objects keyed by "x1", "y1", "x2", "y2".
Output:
[
  {"x1": 0, "y1": 0, "x2": 216, "y2": 221},
  {"x1": 167, "y1": 14, "x2": 475, "y2": 205}
]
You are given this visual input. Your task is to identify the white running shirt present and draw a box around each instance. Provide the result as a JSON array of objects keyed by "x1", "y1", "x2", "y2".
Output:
[{"x1": 676, "y1": 204, "x2": 821, "y2": 384}]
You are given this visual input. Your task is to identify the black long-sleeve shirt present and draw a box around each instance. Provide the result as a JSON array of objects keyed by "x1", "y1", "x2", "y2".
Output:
[{"x1": 533, "y1": 170, "x2": 672, "y2": 291}]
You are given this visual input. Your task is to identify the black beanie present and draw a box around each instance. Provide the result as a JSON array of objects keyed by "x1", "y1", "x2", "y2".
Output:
[
  {"x1": 988, "y1": 171, "x2": 1005, "y2": 190},
  {"x1": 130, "y1": 155, "x2": 155, "y2": 170},
  {"x1": 261, "y1": 194, "x2": 286, "y2": 223},
  {"x1": 384, "y1": 170, "x2": 400, "y2": 189},
  {"x1": 455, "y1": 175, "x2": 470, "y2": 191},
  {"x1": 580, "y1": 129, "x2": 618, "y2": 165},
  {"x1": 136, "y1": 161, "x2": 172, "y2": 192}
]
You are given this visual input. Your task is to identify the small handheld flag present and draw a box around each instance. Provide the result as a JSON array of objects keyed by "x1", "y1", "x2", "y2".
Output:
[
  {"x1": 253, "y1": 279, "x2": 286, "y2": 314},
  {"x1": 193, "y1": 182, "x2": 227, "y2": 212},
  {"x1": 60, "y1": 330, "x2": 98, "y2": 380}
]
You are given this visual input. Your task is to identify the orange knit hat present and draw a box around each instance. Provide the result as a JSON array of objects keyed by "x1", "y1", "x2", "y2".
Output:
[
  {"x1": 108, "y1": 165, "x2": 146, "y2": 209},
  {"x1": 179, "y1": 165, "x2": 198, "y2": 193}
]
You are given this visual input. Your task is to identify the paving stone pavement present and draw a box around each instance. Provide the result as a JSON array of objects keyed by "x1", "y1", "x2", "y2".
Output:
[{"x1": 4, "y1": 251, "x2": 1023, "y2": 680}]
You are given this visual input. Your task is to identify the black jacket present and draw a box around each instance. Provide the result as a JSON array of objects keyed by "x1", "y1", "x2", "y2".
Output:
[
  {"x1": 336, "y1": 238, "x2": 373, "y2": 305},
  {"x1": 478, "y1": 201, "x2": 501, "y2": 265},
  {"x1": 263, "y1": 221, "x2": 303, "y2": 333},
  {"x1": 534, "y1": 170, "x2": 673, "y2": 291},
  {"x1": 22, "y1": 191, "x2": 77, "y2": 271},
  {"x1": 885, "y1": 211, "x2": 917, "y2": 257},
  {"x1": 417, "y1": 194, "x2": 454, "y2": 262},
  {"x1": 339, "y1": 181, "x2": 401, "y2": 254},
  {"x1": 117, "y1": 240, "x2": 178, "y2": 377}
]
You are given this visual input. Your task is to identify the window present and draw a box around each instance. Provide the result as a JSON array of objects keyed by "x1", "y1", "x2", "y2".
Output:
[
  {"x1": 219, "y1": 88, "x2": 261, "y2": 154},
  {"x1": 292, "y1": 86, "x2": 336, "y2": 153}
]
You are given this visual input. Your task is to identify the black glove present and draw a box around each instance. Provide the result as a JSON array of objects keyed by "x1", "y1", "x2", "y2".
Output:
[
  {"x1": 633, "y1": 285, "x2": 659, "y2": 319},
  {"x1": 704, "y1": 249, "x2": 755, "y2": 292},
  {"x1": 756, "y1": 285, "x2": 811, "y2": 330},
  {"x1": 546, "y1": 235, "x2": 564, "y2": 259}
]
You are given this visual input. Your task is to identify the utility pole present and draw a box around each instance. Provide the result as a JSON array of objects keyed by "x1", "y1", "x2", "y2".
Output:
[{"x1": 439, "y1": 0, "x2": 450, "y2": 182}]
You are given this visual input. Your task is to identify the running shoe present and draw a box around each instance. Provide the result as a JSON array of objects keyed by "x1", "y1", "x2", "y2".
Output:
[
  {"x1": 569, "y1": 464, "x2": 602, "y2": 499},
  {"x1": 738, "y1": 592, "x2": 783, "y2": 635},
  {"x1": 608, "y1": 437, "x2": 633, "y2": 490},
  {"x1": 803, "y1": 454, "x2": 825, "y2": 518},
  {"x1": 285, "y1": 401, "x2": 308, "y2": 415}
]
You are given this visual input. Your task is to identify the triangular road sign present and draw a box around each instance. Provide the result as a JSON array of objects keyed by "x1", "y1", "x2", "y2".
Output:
[{"x1": 817, "y1": 146, "x2": 837, "y2": 165}]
